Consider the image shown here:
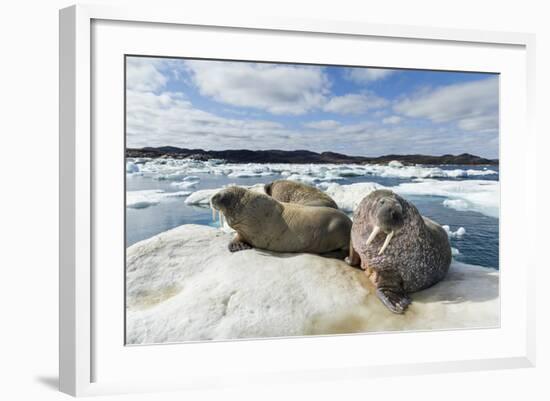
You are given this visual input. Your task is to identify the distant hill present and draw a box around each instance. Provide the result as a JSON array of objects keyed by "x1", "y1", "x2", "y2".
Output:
[{"x1": 126, "y1": 146, "x2": 498, "y2": 165}]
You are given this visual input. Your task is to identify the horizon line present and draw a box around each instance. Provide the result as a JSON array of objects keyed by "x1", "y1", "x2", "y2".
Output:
[{"x1": 126, "y1": 146, "x2": 499, "y2": 160}]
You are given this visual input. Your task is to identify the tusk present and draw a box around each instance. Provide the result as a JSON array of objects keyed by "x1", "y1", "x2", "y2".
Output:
[
  {"x1": 220, "y1": 211, "x2": 225, "y2": 228},
  {"x1": 365, "y1": 226, "x2": 381, "y2": 246},
  {"x1": 378, "y1": 231, "x2": 394, "y2": 255},
  {"x1": 210, "y1": 198, "x2": 216, "y2": 221}
]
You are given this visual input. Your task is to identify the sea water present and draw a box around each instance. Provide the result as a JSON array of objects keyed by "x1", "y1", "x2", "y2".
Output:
[{"x1": 126, "y1": 160, "x2": 499, "y2": 269}]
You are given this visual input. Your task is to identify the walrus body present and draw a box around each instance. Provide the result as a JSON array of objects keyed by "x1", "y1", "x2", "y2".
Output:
[
  {"x1": 211, "y1": 186, "x2": 351, "y2": 254},
  {"x1": 347, "y1": 189, "x2": 451, "y2": 314},
  {"x1": 265, "y1": 179, "x2": 339, "y2": 209}
]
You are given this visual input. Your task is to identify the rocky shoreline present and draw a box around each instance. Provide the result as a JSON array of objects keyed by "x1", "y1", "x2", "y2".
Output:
[{"x1": 126, "y1": 146, "x2": 498, "y2": 166}]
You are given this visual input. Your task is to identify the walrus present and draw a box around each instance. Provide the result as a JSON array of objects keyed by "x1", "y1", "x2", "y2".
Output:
[
  {"x1": 346, "y1": 189, "x2": 451, "y2": 314},
  {"x1": 210, "y1": 186, "x2": 351, "y2": 254},
  {"x1": 264, "y1": 179, "x2": 339, "y2": 209}
]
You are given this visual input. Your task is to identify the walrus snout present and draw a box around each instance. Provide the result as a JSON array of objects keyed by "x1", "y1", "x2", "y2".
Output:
[
  {"x1": 364, "y1": 198, "x2": 405, "y2": 255},
  {"x1": 377, "y1": 203, "x2": 404, "y2": 232},
  {"x1": 210, "y1": 192, "x2": 224, "y2": 208},
  {"x1": 211, "y1": 190, "x2": 236, "y2": 211}
]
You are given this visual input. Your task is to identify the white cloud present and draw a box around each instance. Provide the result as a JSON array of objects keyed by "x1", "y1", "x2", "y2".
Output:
[
  {"x1": 126, "y1": 89, "x2": 291, "y2": 148},
  {"x1": 303, "y1": 120, "x2": 341, "y2": 130},
  {"x1": 126, "y1": 58, "x2": 168, "y2": 92},
  {"x1": 184, "y1": 60, "x2": 330, "y2": 115},
  {"x1": 323, "y1": 92, "x2": 389, "y2": 115},
  {"x1": 345, "y1": 68, "x2": 395, "y2": 84},
  {"x1": 127, "y1": 88, "x2": 498, "y2": 157},
  {"x1": 382, "y1": 115, "x2": 402, "y2": 124},
  {"x1": 125, "y1": 57, "x2": 498, "y2": 157},
  {"x1": 394, "y1": 77, "x2": 498, "y2": 133}
]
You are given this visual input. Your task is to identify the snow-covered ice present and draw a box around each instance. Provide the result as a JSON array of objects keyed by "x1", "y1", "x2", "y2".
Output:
[
  {"x1": 319, "y1": 182, "x2": 384, "y2": 212},
  {"x1": 443, "y1": 199, "x2": 470, "y2": 211},
  {"x1": 394, "y1": 179, "x2": 499, "y2": 218},
  {"x1": 126, "y1": 158, "x2": 498, "y2": 183},
  {"x1": 126, "y1": 225, "x2": 499, "y2": 344},
  {"x1": 184, "y1": 183, "x2": 266, "y2": 206},
  {"x1": 170, "y1": 176, "x2": 200, "y2": 190},
  {"x1": 182, "y1": 178, "x2": 499, "y2": 220},
  {"x1": 184, "y1": 189, "x2": 219, "y2": 206},
  {"x1": 126, "y1": 161, "x2": 140, "y2": 174},
  {"x1": 443, "y1": 225, "x2": 466, "y2": 238},
  {"x1": 126, "y1": 189, "x2": 191, "y2": 209},
  {"x1": 130, "y1": 158, "x2": 498, "y2": 217},
  {"x1": 387, "y1": 160, "x2": 403, "y2": 168}
]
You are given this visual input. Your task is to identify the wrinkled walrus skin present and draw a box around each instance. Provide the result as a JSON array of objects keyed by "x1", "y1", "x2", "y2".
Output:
[
  {"x1": 346, "y1": 189, "x2": 452, "y2": 314},
  {"x1": 211, "y1": 186, "x2": 352, "y2": 255}
]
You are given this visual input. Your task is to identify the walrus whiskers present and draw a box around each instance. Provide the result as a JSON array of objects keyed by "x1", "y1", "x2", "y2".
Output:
[{"x1": 378, "y1": 230, "x2": 394, "y2": 255}]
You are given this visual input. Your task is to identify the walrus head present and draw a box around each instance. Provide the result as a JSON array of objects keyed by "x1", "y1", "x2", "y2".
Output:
[
  {"x1": 210, "y1": 186, "x2": 282, "y2": 229},
  {"x1": 264, "y1": 182, "x2": 273, "y2": 196},
  {"x1": 364, "y1": 189, "x2": 405, "y2": 255}
]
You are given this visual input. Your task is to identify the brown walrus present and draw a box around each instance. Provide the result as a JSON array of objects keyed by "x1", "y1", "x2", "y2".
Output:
[
  {"x1": 210, "y1": 186, "x2": 351, "y2": 254},
  {"x1": 346, "y1": 189, "x2": 451, "y2": 314},
  {"x1": 264, "y1": 179, "x2": 339, "y2": 209}
]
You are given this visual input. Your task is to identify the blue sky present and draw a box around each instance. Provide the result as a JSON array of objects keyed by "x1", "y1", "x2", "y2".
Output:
[{"x1": 126, "y1": 56, "x2": 499, "y2": 158}]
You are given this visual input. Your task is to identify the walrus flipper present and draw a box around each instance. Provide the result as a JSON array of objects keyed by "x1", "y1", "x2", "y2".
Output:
[
  {"x1": 344, "y1": 241, "x2": 361, "y2": 267},
  {"x1": 372, "y1": 270, "x2": 411, "y2": 314},
  {"x1": 228, "y1": 234, "x2": 253, "y2": 253},
  {"x1": 376, "y1": 288, "x2": 412, "y2": 314}
]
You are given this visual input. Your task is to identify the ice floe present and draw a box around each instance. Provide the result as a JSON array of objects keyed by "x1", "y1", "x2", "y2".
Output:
[
  {"x1": 394, "y1": 179, "x2": 499, "y2": 218},
  {"x1": 443, "y1": 199, "x2": 470, "y2": 211},
  {"x1": 126, "y1": 158, "x2": 498, "y2": 183},
  {"x1": 443, "y1": 225, "x2": 466, "y2": 238},
  {"x1": 181, "y1": 177, "x2": 499, "y2": 220},
  {"x1": 184, "y1": 183, "x2": 266, "y2": 206},
  {"x1": 319, "y1": 182, "x2": 384, "y2": 212},
  {"x1": 184, "y1": 189, "x2": 219, "y2": 206},
  {"x1": 126, "y1": 189, "x2": 191, "y2": 209},
  {"x1": 126, "y1": 225, "x2": 499, "y2": 343},
  {"x1": 126, "y1": 161, "x2": 139, "y2": 174},
  {"x1": 388, "y1": 160, "x2": 404, "y2": 168}
]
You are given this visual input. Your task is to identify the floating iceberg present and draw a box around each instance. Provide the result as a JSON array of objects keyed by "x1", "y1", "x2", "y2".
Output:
[
  {"x1": 184, "y1": 183, "x2": 266, "y2": 206},
  {"x1": 443, "y1": 199, "x2": 470, "y2": 211},
  {"x1": 170, "y1": 176, "x2": 200, "y2": 190},
  {"x1": 126, "y1": 161, "x2": 139, "y2": 174},
  {"x1": 394, "y1": 179, "x2": 499, "y2": 218},
  {"x1": 184, "y1": 189, "x2": 219, "y2": 206},
  {"x1": 126, "y1": 189, "x2": 191, "y2": 209},
  {"x1": 388, "y1": 160, "x2": 403, "y2": 168},
  {"x1": 443, "y1": 225, "x2": 466, "y2": 238},
  {"x1": 126, "y1": 225, "x2": 499, "y2": 344}
]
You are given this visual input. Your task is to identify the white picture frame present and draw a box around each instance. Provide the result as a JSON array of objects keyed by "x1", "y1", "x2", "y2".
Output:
[{"x1": 59, "y1": 4, "x2": 537, "y2": 397}]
